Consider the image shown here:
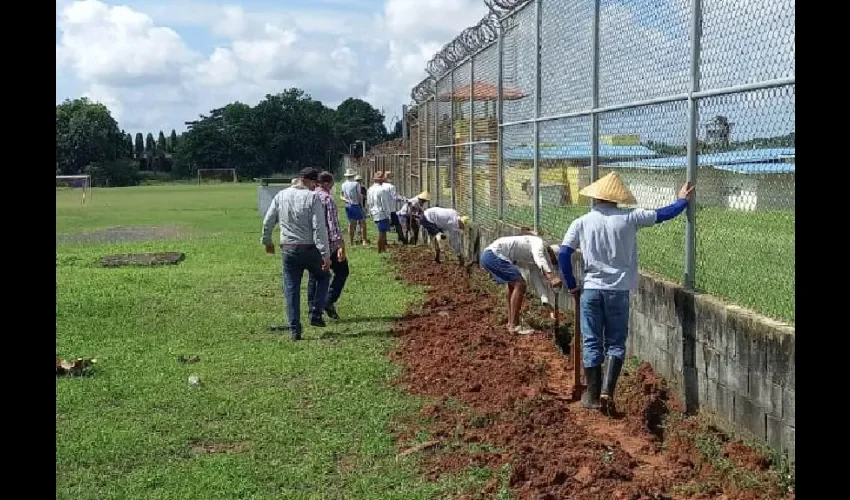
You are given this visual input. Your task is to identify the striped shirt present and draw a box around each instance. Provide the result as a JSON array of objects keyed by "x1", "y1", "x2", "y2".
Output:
[{"x1": 316, "y1": 187, "x2": 343, "y2": 252}]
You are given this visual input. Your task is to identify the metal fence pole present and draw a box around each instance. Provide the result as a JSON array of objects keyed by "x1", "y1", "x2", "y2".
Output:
[
  {"x1": 469, "y1": 55, "x2": 475, "y2": 221},
  {"x1": 590, "y1": 0, "x2": 601, "y2": 184},
  {"x1": 450, "y1": 68, "x2": 457, "y2": 210},
  {"x1": 533, "y1": 0, "x2": 542, "y2": 233},
  {"x1": 434, "y1": 80, "x2": 440, "y2": 207},
  {"x1": 497, "y1": 19, "x2": 504, "y2": 220},
  {"x1": 417, "y1": 104, "x2": 422, "y2": 192},
  {"x1": 684, "y1": 0, "x2": 703, "y2": 289}
]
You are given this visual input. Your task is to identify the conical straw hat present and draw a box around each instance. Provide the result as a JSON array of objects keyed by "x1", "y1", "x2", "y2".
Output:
[
  {"x1": 416, "y1": 190, "x2": 431, "y2": 201},
  {"x1": 579, "y1": 172, "x2": 636, "y2": 205}
]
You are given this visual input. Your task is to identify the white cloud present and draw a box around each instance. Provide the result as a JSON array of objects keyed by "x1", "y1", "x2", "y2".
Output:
[{"x1": 55, "y1": 0, "x2": 792, "y2": 142}]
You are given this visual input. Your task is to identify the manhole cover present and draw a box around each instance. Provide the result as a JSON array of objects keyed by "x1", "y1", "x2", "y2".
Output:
[{"x1": 101, "y1": 252, "x2": 185, "y2": 268}]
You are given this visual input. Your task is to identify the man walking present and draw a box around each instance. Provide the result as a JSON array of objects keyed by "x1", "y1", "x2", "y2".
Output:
[
  {"x1": 366, "y1": 172, "x2": 394, "y2": 253},
  {"x1": 381, "y1": 171, "x2": 408, "y2": 245},
  {"x1": 307, "y1": 171, "x2": 349, "y2": 321},
  {"x1": 261, "y1": 167, "x2": 332, "y2": 341},
  {"x1": 480, "y1": 235, "x2": 562, "y2": 334},
  {"x1": 340, "y1": 168, "x2": 369, "y2": 247},
  {"x1": 421, "y1": 206, "x2": 469, "y2": 266},
  {"x1": 558, "y1": 172, "x2": 694, "y2": 413}
]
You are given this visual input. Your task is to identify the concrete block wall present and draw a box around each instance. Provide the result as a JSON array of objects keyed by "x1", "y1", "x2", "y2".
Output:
[{"x1": 463, "y1": 222, "x2": 795, "y2": 462}]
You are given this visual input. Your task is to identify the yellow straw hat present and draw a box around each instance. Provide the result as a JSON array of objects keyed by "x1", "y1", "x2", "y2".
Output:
[
  {"x1": 416, "y1": 190, "x2": 431, "y2": 201},
  {"x1": 579, "y1": 172, "x2": 636, "y2": 205}
]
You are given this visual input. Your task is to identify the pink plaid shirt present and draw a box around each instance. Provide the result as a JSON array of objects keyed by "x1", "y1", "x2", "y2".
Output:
[{"x1": 316, "y1": 188, "x2": 343, "y2": 252}]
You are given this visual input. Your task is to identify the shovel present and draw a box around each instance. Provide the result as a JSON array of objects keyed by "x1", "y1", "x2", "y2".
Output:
[{"x1": 570, "y1": 289, "x2": 584, "y2": 401}]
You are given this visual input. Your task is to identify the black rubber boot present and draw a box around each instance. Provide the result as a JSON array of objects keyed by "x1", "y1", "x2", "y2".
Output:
[
  {"x1": 601, "y1": 356, "x2": 624, "y2": 416},
  {"x1": 581, "y1": 366, "x2": 602, "y2": 409}
]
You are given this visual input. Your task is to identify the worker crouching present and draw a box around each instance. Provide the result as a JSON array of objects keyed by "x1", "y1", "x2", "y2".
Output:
[{"x1": 480, "y1": 235, "x2": 562, "y2": 335}]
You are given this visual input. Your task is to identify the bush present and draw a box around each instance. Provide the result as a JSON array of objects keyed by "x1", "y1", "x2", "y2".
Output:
[{"x1": 84, "y1": 159, "x2": 141, "y2": 187}]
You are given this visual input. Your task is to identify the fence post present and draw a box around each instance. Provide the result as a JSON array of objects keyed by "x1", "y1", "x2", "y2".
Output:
[
  {"x1": 434, "y1": 81, "x2": 440, "y2": 207},
  {"x1": 533, "y1": 0, "x2": 542, "y2": 233},
  {"x1": 417, "y1": 104, "x2": 422, "y2": 192},
  {"x1": 590, "y1": 0, "x2": 600, "y2": 184},
  {"x1": 497, "y1": 18, "x2": 504, "y2": 220},
  {"x1": 684, "y1": 0, "x2": 703, "y2": 289},
  {"x1": 450, "y1": 68, "x2": 457, "y2": 210},
  {"x1": 469, "y1": 54, "x2": 475, "y2": 221}
]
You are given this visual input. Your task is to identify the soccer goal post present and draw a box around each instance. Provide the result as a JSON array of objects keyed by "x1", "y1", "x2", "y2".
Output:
[
  {"x1": 197, "y1": 169, "x2": 238, "y2": 185},
  {"x1": 56, "y1": 175, "x2": 92, "y2": 204}
]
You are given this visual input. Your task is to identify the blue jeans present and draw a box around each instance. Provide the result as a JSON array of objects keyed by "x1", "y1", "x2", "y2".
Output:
[
  {"x1": 307, "y1": 249, "x2": 349, "y2": 312},
  {"x1": 282, "y1": 246, "x2": 330, "y2": 335},
  {"x1": 580, "y1": 289, "x2": 630, "y2": 368}
]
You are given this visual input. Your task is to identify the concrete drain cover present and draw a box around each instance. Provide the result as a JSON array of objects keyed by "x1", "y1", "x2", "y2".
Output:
[{"x1": 101, "y1": 252, "x2": 185, "y2": 268}]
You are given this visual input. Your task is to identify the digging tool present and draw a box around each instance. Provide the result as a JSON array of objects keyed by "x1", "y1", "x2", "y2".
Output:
[{"x1": 570, "y1": 290, "x2": 584, "y2": 401}]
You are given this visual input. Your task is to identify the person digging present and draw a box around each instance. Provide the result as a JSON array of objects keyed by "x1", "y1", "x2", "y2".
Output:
[
  {"x1": 397, "y1": 189, "x2": 430, "y2": 244},
  {"x1": 480, "y1": 235, "x2": 562, "y2": 335},
  {"x1": 420, "y1": 206, "x2": 469, "y2": 266},
  {"x1": 559, "y1": 172, "x2": 694, "y2": 414}
]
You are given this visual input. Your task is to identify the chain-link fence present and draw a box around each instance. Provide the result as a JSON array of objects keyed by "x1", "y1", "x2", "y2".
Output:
[{"x1": 360, "y1": 0, "x2": 794, "y2": 323}]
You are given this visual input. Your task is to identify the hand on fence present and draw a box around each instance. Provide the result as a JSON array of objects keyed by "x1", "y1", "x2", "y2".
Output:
[{"x1": 678, "y1": 182, "x2": 696, "y2": 201}]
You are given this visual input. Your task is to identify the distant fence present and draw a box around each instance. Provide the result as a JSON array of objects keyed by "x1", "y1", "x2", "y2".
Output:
[{"x1": 359, "y1": 0, "x2": 794, "y2": 324}]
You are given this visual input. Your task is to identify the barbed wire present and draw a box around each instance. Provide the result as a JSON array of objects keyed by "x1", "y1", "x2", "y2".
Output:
[{"x1": 483, "y1": 0, "x2": 530, "y2": 16}]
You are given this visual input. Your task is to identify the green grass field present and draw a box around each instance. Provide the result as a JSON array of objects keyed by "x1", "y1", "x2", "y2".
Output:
[
  {"x1": 56, "y1": 184, "x2": 506, "y2": 500},
  {"x1": 485, "y1": 203, "x2": 794, "y2": 324}
]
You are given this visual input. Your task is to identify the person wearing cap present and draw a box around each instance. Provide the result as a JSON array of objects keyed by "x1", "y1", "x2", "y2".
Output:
[
  {"x1": 307, "y1": 171, "x2": 349, "y2": 321},
  {"x1": 420, "y1": 207, "x2": 469, "y2": 266},
  {"x1": 366, "y1": 172, "x2": 394, "y2": 253},
  {"x1": 481, "y1": 235, "x2": 562, "y2": 335},
  {"x1": 397, "y1": 190, "x2": 430, "y2": 244},
  {"x1": 558, "y1": 172, "x2": 694, "y2": 413},
  {"x1": 340, "y1": 168, "x2": 370, "y2": 246},
  {"x1": 261, "y1": 167, "x2": 333, "y2": 341},
  {"x1": 381, "y1": 171, "x2": 408, "y2": 245}
]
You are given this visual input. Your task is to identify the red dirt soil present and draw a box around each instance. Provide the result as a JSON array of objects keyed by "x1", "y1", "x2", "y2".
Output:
[{"x1": 389, "y1": 246, "x2": 792, "y2": 500}]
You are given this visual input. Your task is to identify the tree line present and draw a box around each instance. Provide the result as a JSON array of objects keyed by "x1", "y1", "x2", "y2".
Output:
[{"x1": 56, "y1": 89, "x2": 398, "y2": 186}]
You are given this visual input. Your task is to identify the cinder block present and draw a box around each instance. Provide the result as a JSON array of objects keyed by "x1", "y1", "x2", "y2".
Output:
[
  {"x1": 782, "y1": 388, "x2": 795, "y2": 427},
  {"x1": 716, "y1": 383, "x2": 735, "y2": 423},
  {"x1": 748, "y1": 329, "x2": 769, "y2": 374},
  {"x1": 733, "y1": 395, "x2": 766, "y2": 441},
  {"x1": 749, "y1": 371, "x2": 781, "y2": 418},
  {"x1": 730, "y1": 315, "x2": 753, "y2": 368},
  {"x1": 705, "y1": 348, "x2": 720, "y2": 383},
  {"x1": 783, "y1": 426, "x2": 795, "y2": 463},
  {"x1": 766, "y1": 333, "x2": 794, "y2": 387},
  {"x1": 766, "y1": 415, "x2": 783, "y2": 451}
]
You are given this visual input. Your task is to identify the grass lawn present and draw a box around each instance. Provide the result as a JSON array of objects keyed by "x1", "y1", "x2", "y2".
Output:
[
  {"x1": 56, "y1": 184, "x2": 503, "y2": 500},
  {"x1": 477, "y1": 203, "x2": 794, "y2": 324}
]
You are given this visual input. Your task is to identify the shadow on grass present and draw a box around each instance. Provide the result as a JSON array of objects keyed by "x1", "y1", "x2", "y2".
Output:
[
  {"x1": 317, "y1": 330, "x2": 397, "y2": 341},
  {"x1": 330, "y1": 315, "x2": 400, "y2": 324}
]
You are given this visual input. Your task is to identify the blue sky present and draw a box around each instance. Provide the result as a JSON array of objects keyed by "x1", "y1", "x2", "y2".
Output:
[
  {"x1": 56, "y1": 0, "x2": 793, "y2": 144},
  {"x1": 56, "y1": 0, "x2": 488, "y2": 135}
]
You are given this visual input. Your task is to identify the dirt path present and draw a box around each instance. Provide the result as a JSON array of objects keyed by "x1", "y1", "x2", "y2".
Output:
[{"x1": 389, "y1": 246, "x2": 792, "y2": 500}]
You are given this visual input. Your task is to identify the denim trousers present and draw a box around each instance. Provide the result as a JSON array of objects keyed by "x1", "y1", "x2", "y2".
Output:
[
  {"x1": 579, "y1": 289, "x2": 630, "y2": 368},
  {"x1": 282, "y1": 246, "x2": 330, "y2": 335},
  {"x1": 307, "y1": 249, "x2": 350, "y2": 313}
]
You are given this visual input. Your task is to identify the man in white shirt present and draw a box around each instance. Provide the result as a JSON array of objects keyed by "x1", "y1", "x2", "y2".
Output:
[
  {"x1": 481, "y1": 236, "x2": 562, "y2": 334},
  {"x1": 397, "y1": 190, "x2": 430, "y2": 244},
  {"x1": 421, "y1": 207, "x2": 469, "y2": 265},
  {"x1": 382, "y1": 171, "x2": 409, "y2": 245},
  {"x1": 339, "y1": 168, "x2": 369, "y2": 246},
  {"x1": 366, "y1": 172, "x2": 395, "y2": 253}
]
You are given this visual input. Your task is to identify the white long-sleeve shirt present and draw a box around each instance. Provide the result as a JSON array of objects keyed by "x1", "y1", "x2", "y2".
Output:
[
  {"x1": 260, "y1": 185, "x2": 330, "y2": 259},
  {"x1": 366, "y1": 183, "x2": 394, "y2": 221},
  {"x1": 485, "y1": 235, "x2": 553, "y2": 274}
]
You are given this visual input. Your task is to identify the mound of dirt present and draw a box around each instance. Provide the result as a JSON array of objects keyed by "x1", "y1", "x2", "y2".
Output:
[{"x1": 389, "y1": 246, "x2": 792, "y2": 499}]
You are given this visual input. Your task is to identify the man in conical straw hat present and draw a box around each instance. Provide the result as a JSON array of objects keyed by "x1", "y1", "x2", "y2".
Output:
[
  {"x1": 558, "y1": 172, "x2": 694, "y2": 414},
  {"x1": 339, "y1": 168, "x2": 369, "y2": 246},
  {"x1": 381, "y1": 171, "x2": 408, "y2": 245},
  {"x1": 396, "y1": 189, "x2": 430, "y2": 244}
]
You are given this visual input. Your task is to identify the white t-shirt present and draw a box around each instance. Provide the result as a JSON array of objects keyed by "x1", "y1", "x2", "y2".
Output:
[
  {"x1": 366, "y1": 183, "x2": 394, "y2": 221},
  {"x1": 562, "y1": 204, "x2": 657, "y2": 291},
  {"x1": 397, "y1": 197, "x2": 422, "y2": 217},
  {"x1": 423, "y1": 207, "x2": 460, "y2": 231},
  {"x1": 340, "y1": 180, "x2": 361, "y2": 205},
  {"x1": 485, "y1": 236, "x2": 553, "y2": 274}
]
